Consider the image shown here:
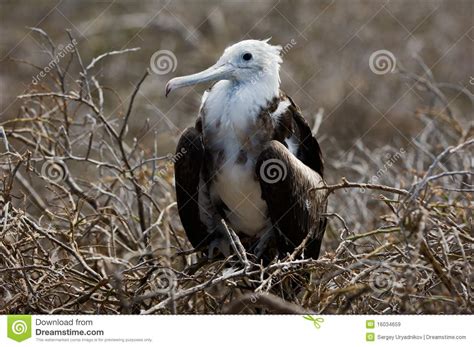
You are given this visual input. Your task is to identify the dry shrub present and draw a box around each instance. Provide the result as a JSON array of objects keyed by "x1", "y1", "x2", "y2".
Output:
[{"x1": 0, "y1": 30, "x2": 472, "y2": 314}]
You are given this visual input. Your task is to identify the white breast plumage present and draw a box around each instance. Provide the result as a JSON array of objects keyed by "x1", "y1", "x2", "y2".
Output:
[{"x1": 203, "y1": 80, "x2": 275, "y2": 236}]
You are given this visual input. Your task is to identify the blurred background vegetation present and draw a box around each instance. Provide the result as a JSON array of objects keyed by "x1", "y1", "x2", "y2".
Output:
[{"x1": 2, "y1": 0, "x2": 472, "y2": 149}]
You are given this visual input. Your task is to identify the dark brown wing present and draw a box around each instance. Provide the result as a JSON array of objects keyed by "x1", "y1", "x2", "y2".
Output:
[
  {"x1": 256, "y1": 97, "x2": 327, "y2": 259},
  {"x1": 287, "y1": 95, "x2": 324, "y2": 177},
  {"x1": 174, "y1": 125, "x2": 208, "y2": 249}
]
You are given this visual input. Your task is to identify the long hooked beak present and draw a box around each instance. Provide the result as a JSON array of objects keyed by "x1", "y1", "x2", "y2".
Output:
[{"x1": 165, "y1": 63, "x2": 235, "y2": 97}]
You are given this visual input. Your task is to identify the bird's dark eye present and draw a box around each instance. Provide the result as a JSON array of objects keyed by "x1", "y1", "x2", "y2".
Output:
[{"x1": 242, "y1": 53, "x2": 252, "y2": 61}]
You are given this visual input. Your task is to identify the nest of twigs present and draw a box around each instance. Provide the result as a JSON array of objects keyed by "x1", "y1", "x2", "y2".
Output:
[{"x1": 0, "y1": 30, "x2": 472, "y2": 314}]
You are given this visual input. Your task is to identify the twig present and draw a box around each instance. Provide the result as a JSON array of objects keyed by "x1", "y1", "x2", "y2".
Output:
[
  {"x1": 311, "y1": 177, "x2": 409, "y2": 198},
  {"x1": 221, "y1": 219, "x2": 250, "y2": 270},
  {"x1": 222, "y1": 292, "x2": 310, "y2": 314},
  {"x1": 86, "y1": 47, "x2": 140, "y2": 70}
]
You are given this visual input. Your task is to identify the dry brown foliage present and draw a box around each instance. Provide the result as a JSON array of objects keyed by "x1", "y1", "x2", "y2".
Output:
[{"x1": 0, "y1": 30, "x2": 472, "y2": 314}]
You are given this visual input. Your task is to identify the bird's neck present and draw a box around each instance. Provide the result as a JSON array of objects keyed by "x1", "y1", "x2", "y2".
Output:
[
  {"x1": 202, "y1": 68, "x2": 280, "y2": 155},
  {"x1": 204, "y1": 77, "x2": 277, "y2": 132},
  {"x1": 215, "y1": 70, "x2": 280, "y2": 113},
  {"x1": 233, "y1": 68, "x2": 281, "y2": 105}
]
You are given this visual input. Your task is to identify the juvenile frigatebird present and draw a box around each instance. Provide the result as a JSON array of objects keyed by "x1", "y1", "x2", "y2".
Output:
[{"x1": 166, "y1": 39, "x2": 327, "y2": 262}]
